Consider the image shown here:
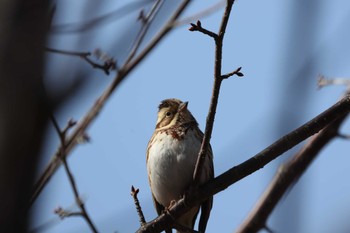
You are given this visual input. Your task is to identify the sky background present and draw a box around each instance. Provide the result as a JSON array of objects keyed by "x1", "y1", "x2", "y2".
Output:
[{"x1": 30, "y1": 0, "x2": 350, "y2": 232}]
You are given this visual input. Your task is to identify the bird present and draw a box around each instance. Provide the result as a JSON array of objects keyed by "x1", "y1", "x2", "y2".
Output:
[{"x1": 146, "y1": 98, "x2": 214, "y2": 233}]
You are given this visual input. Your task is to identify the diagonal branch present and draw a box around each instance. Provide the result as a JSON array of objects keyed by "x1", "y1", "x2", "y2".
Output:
[
  {"x1": 136, "y1": 94, "x2": 350, "y2": 233},
  {"x1": 30, "y1": 0, "x2": 192, "y2": 208},
  {"x1": 236, "y1": 94, "x2": 350, "y2": 233}
]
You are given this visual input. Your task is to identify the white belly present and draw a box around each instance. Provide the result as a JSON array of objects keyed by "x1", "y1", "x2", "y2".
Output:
[{"x1": 147, "y1": 130, "x2": 201, "y2": 207}]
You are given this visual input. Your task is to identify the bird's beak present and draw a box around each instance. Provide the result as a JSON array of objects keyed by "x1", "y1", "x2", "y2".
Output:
[{"x1": 179, "y1": 101, "x2": 188, "y2": 112}]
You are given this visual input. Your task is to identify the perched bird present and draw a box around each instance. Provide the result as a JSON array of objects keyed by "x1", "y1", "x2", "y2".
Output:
[{"x1": 146, "y1": 98, "x2": 214, "y2": 233}]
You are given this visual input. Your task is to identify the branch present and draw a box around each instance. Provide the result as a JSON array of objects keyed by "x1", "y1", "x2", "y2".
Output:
[
  {"x1": 236, "y1": 108, "x2": 349, "y2": 233},
  {"x1": 337, "y1": 132, "x2": 350, "y2": 139},
  {"x1": 125, "y1": 0, "x2": 163, "y2": 64},
  {"x1": 131, "y1": 186, "x2": 146, "y2": 226},
  {"x1": 221, "y1": 67, "x2": 244, "y2": 79},
  {"x1": 192, "y1": 0, "x2": 238, "y2": 187},
  {"x1": 136, "y1": 94, "x2": 350, "y2": 233},
  {"x1": 318, "y1": 74, "x2": 350, "y2": 89},
  {"x1": 44, "y1": 47, "x2": 116, "y2": 75},
  {"x1": 188, "y1": 20, "x2": 218, "y2": 39},
  {"x1": 236, "y1": 87, "x2": 350, "y2": 233},
  {"x1": 30, "y1": 0, "x2": 192, "y2": 208},
  {"x1": 50, "y1": 116, "x2": 98, "y2": 233},
  {"x1": 61, "y1": 157, "x2": 98, "y2": 233}
]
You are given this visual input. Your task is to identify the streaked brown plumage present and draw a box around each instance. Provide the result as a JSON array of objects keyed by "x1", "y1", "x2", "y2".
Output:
[{"x1": 146, "y1": 98, "x2": 214, "y2": 233}]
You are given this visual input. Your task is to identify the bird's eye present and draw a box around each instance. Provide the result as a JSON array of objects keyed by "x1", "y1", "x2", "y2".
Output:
[{"x1": 165, "y1": 111, "x2": 172, "y2": 117}]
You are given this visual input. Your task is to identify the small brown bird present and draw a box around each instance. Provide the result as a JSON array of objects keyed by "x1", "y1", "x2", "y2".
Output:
[{"x1": 146, "y1": 98, "x2": 214, "y2": 233}]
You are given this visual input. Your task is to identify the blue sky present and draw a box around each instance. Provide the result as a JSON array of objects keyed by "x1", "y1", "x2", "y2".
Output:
[{"x1": 31, "y1": 1, "x2": 350, "y2": 232}]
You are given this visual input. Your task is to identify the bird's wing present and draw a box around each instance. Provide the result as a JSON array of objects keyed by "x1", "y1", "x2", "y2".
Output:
[
  {"x1": 152, "y1": 194, "x2": 164, "y2": 215},
  {"x1": 152, "y1": 195, "x2": 173, "y2": 233},
  {"x1": 199, "y1": 142, "x2": 214, "y2": 232}
]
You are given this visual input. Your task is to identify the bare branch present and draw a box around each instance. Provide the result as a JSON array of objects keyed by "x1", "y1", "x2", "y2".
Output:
[
  {"x1": 131, "y1": 186, "x2": 146, "y2": 226},
  {"x1": 337, "y1": 132, "x2": 350, "y2": 139},
  {"x1": 50, "y1": 115, "x2": 99, "y2": 233},
  {"x1": 125, "y1": 0, "x2": 164, "y2": 64},
  {"x1": 45, "y1": 47, "x2": 116, "y2": 75},
  {"x1": 318, "y1": 74, "x2": 350, "y2": 89},
  {"x1": 61, "y1": 157, "x2": 98, "y2": 233},
  {"x1": 221, "y1": 67, "x2": 244, "y2": 79},
  {"x1": 192, "y1": 0, "x2": 237, "y2": 187},
  {"x1": 188, "y1": 20, "x2": 218, "y2": 39},
  {"x1": 236, "y1": 103, "x2": 349, "y2": 233}
]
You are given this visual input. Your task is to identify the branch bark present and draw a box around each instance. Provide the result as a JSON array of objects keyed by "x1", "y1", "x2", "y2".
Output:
[{"x1": 236, "y1": 96, "x2": 350, "y2": 233}]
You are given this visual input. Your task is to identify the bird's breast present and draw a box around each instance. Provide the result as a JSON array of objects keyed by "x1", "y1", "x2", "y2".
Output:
[{"x1": 147, "y1": 129, "x2": 201, "y2": 207}]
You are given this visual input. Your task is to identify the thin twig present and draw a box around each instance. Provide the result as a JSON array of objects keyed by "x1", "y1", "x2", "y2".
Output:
[
  {"x1": 188, "y1": 20, "x2": 218, "y2": 39},
  {"x1": 45, "y1": 47, "x2": 91, "y2": 57},
  {"x1": 30, "y1": 0, "x2": 192, "y2": 208},
  {"x1": 54, "y1": 206, "x2": 82, "y2": 219},
  {"x1": 61, "y1": 157, "x2": 98, "y2": 233},
  {"x1": 50, "y1": 115, "x2": 99, "y2": 233},
  {"x1": 45, "y1": 47, "x2": 116, "y2": 75},
  {"x1": 136, "y1": 94, "x2": 350, "y2": 233},
  {"x1": 337, "y1": 132, "x2": 350, "y2": 139},
  {"x1": 318, "y1": 74, "x2": 350, "y2": 89},
  {"x1": 125, "y1": 0, "x2": 164, "y2": 64},
  {"x1": 235, "y1": 106, "x2": 349, "y2": 233},
  {"x1": 221, "y1": 67, "x2": 244, "y2": 79},
  {"x1": 131, "y1": 186, "x2": 146, "y2": 226}
]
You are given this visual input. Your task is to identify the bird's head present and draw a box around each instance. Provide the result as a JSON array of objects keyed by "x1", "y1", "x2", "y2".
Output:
[{"x1": 155, "y1": 98, "x2": 196, "y2": 129}]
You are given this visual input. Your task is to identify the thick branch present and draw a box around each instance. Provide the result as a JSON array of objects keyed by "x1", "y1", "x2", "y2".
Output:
[
  {"x1": 136, "y1": 94, "x2": 350, "y2": 233},
  {"x1": 236, "y1": 98, "x2": 350, "y2": 233}
]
